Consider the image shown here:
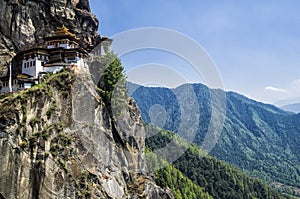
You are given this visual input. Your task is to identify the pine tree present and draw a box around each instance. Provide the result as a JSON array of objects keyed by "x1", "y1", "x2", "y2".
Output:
[{"x1": 97, "y1": 52, "x2": 128, "y2": 118}]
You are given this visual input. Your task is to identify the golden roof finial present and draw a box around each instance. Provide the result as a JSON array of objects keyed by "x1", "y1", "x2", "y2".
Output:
[
  {"x1": 60, "y1": 25, "x2": 68, "y2": 33},
  {"x1": 54, "y1": 25, "x2": 76, "y2": 38}
]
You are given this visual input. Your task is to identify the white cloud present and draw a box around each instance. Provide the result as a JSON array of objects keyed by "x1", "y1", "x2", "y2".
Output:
[{"x1": 265, "y1": 86, "x2": 288, "y2": 93}]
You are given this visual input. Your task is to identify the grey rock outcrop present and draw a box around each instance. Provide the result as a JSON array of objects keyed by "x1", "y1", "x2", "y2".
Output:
[
  {"x1": 0, "y1": 0, "x2": 173, "y2": 198},
  {"x1": 0, "y1": 67, "x2": 172, "y2": 198},
  {"x1": 0, "y1": 0, "x2": 101, "y2": 77}
]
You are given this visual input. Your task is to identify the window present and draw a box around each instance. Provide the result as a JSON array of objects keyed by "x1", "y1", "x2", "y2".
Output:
[{"x1": 33, "y1": 61, "x2": 36, "y2": 67}]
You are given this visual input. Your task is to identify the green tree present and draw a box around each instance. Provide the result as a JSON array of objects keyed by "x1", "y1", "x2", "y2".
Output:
[
  {"x1": 96, "y1": 52, "x2": 129, "y2": 149},
  {"x1": 97, "y1": 52, "x2": 127, "y2": 112}
]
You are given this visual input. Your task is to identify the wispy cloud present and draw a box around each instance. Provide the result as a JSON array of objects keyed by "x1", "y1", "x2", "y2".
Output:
[{"x1": 265, "y1": 86, "x2": 288, "y2": 93}]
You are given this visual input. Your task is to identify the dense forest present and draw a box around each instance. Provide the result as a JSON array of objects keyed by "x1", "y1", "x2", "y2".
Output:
[{"x1": 146, "y1": 130, "x2": 293, "y2": 199}]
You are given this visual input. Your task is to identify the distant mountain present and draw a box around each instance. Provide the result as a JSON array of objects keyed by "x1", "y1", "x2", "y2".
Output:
[
  {"x1": 281, "y1": 103, "x2": 300, "y2": 113},
  {"x1": 127, "y1": 82, "x2": 300, "y2": 190}
]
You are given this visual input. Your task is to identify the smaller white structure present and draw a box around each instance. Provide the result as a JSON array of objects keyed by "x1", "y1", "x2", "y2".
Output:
[{"x1": 21, "y1": 57, "x2": 44, "y2": 78}]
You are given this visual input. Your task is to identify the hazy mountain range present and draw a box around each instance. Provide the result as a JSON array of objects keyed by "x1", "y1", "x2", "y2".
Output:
[{"x1": 281, "y1": 103, "x2": 300, "y2": 113}]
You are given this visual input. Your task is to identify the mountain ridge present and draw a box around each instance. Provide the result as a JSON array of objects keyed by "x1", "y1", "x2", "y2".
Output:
[
  {"x1": 128, "y1": 81, "x2": 300, "y2": 191},
  {"x1": 128, "y1": 81, "x2": 291, "y2": 115}
]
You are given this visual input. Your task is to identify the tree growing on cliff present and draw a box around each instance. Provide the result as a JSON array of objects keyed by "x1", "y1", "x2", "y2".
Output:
[{"x1": 97, "y1": 52, "x2": 127, "y2": 114}]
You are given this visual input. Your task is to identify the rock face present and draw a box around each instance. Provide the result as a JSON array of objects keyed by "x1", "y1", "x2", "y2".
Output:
[
  {"x1": 0, "y1": 68, "x2": 172, "y2": 198},
  {"x1": 0, "y1": 0, "x2": 173, "y2": 198},
  {"x1": 0, "y1": 0, "x2": 101, "y2": 77}
]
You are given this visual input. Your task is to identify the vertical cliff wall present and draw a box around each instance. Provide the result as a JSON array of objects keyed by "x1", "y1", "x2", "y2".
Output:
[
  {"x1": 0, "y1": 67, "x2": 172, "y2": 198},
  {"x1": 0, "y1": 0, "x2": 172, "y2": 198}
]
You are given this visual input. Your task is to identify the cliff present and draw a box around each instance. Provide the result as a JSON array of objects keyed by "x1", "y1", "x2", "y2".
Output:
[
  {"x1": 0, "y1": 0, "x2": 101, "y2": 77},
  {"x1": 0, "y1": 0, "x2": 172, "y2": 198},
  {"x1": 0, "y1": 67, "x2": 172, "y2": 198}
]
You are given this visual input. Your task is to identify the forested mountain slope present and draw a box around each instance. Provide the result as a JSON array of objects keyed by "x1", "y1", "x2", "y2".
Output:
[
  {"x1": 129, "y1": 82, "x2": 300, "y2": 188},
  {"x1": 146, "y1": 130, "x2": 293, "y2": 199}
]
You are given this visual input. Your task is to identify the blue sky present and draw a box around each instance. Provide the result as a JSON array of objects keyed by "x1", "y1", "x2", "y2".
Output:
[{"x1": 90, "y1": 0, "x2": 300, "y2": 105}]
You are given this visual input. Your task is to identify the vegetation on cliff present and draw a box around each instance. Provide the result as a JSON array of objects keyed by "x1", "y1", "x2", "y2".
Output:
[
  {"x1": 0, "y1": 70, "x2": 96, "y2": 198},
  {"x1": 97, "y1": 52, "x2": 127, "y2": 110},
  {"x1": 0, "y1": 68, "x2": 173, "y2": 198}
]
